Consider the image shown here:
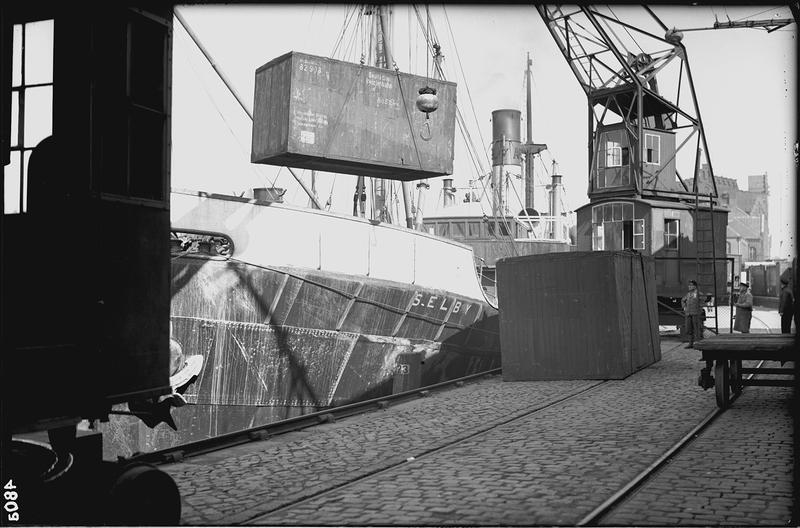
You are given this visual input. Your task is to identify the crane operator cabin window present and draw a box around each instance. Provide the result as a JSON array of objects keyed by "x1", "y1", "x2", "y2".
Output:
[
  {"x1": 591, "y1": 202, "x2": 644, "y2": 251},
  {"x1": 644, "y1": 134, "x2": 660, "y2": 164},
  {"x1": 595, "y1": 129, "x2": 630, "y2": 189}
]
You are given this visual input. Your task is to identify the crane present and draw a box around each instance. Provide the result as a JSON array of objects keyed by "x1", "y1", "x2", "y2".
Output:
[
  {"x1": 536, "y1": 4, "x2": 719, "y2": 200},
  {"x1": 672, "y1": 16, "x2": 795, "y2": 33}
]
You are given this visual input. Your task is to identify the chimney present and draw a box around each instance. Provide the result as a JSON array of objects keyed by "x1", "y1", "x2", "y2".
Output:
[{"x1": 547, "y1": 174, "x2": 563, "y2": 239}]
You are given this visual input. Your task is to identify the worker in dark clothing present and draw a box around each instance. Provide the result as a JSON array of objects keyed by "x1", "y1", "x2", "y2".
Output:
[
  {"x1": 682, "y1": 280, "x2": 703, "y2": 349},
  {"x1": 733, "y1": 282, "x2": 753, "y2": 333},
  {"x1": 778, "y1": 277, "x2": 794, "y2": 334}
]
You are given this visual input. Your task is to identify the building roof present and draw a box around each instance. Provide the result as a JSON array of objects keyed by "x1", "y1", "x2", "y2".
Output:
[
  {"x1": 736, "y1": 191, "x2": 761, "y2": 215},
  {"x1": 727, "y1": 216, "x2": 761, "y2": 240},
  {"x1": 685, "y1": 175, "x2": 738, "y2": 193},
  {"x1": 574, "y1": 196, "x2": 726, "y2": 213},
  {"x1": 714, "y1": 176, "x2": 739, "y2": 191}
]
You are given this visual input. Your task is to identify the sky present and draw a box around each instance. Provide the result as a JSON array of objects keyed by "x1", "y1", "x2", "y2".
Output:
[{"x1": 170, "y1": 4, "x2": 797, "y2": 259}]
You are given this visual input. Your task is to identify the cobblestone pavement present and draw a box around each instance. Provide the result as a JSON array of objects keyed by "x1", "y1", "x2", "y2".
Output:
[
  {"x1": 163, "y1": 339, "x2": 795, "y2": 526},
  {"x1": 164, "y1": 374, "x2": 601, "y2": 524},
  {"x1": 602, "y1": 377, "x2": 795, "y2": 526}
]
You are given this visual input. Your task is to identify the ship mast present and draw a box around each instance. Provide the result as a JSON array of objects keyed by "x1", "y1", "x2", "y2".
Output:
[
  {"x1": 413, "y1": 9, "x2": 441, "y2": 232},
  {"x1": 355, "y1": 5, "x2": 416, "y2": 229},
  {"x1": 524, "y1": 53, "x2": 534, "y2": 211},
  {"x1": 378, "y1": 6, "x2": 415, "y2": 229},
  {"x1": 520, "y1": 53, "x2": 548, "y2": 214}
]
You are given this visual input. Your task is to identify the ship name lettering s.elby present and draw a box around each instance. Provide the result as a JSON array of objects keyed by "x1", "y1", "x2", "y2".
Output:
[{"x1": 410, "y1": 291, "x2": 470, "y2": 315}]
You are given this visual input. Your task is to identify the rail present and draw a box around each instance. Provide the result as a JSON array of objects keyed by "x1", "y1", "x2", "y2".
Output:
[
  {"x1": 128, "y1": 368, "x2": 502, "y2": 465},
  {"x1": 576, "y1": 358, "x2": 772, "y2": 526}
]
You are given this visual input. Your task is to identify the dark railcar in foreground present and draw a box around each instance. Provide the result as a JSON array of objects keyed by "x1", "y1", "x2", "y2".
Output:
[{"x1": 1, "y1": 6, "x2": 180, "y2": 525}]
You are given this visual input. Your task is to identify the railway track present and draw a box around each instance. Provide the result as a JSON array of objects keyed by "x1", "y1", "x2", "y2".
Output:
[
  {"x1": 237, "y1": 357, "x2": 783, "y2": 526},
  {"x1": 134, "y1": 343, "x2": 790, "y2": 526},
  {"x1": 242, "y1": 379, "x2": 611, "y2": 524},
  {"x1": 129, "y1": 368, "x2": 504, "y2": 465},
  {"x1": 576, "y1": 358, "x2": 771, "y2": 526}
]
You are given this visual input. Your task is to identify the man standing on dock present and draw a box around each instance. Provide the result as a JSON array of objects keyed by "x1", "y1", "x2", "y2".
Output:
[
  {"x1": 733, "y1": 282, "x2": 753, "y2": 333},
  {"x1": 682, "y1": 280, "x2": 703, "y2": 349},
  {"x1": 778, "y1": 277, "x2": 794, "y2": 334}
]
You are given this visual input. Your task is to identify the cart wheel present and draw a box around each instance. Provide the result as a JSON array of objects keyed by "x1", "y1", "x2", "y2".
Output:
[
  {"x1": 729, "y1": 359, "x2": 742, "y2": 394},
  {"x1": 714, "y1": 360, "x2": 730, "y2": 409}
]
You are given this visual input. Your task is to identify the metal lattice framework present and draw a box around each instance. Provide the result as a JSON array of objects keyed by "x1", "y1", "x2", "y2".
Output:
[{"x1": 537, "y1": 5, "x2": 719, "y2": 200}]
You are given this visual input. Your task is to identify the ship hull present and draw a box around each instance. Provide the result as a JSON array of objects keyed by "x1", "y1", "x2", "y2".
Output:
[{"x1": 103, "y1": 193, "x2": 500, "y2": 455}]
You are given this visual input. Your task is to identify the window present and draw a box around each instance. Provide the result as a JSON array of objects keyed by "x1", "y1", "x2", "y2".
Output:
[
  {"x1": 597, "y1": 139, "x2": 629, "y2": 189},
  {"x1": 606, "y1": 141, "x2": 622, "y2": 167},
  {"x1": 748, "y1": 246, "x2": 757, "y2": 260},
  {"x1": 94, "y1": 11, "x2": 170, "y2": 202},
  {"x1": 487, "y1": 221, "x2": 510, "y2": 237},
  {"x1": 436, "y1": 223, "x2": 450, "y2": 237},
  {"x1": 591, "y1": 202, "x2": 645, "y2": 251},
  {"x1": 644, "y1": 134, "x2": 660, "y2": 165},
  {"x1": 634, "y1": 219, "x2": 645, "y2": 250},
  {"x1": 664, "y1": 219, "x2": 679, "y2": 250},
  {"x1": 592, "y1": 223, "x2": 604, "y2": 250},
  {"x1": 4, "y1": 19, "x2": 54, "y2": 214},
  {"x1": 468, "y1": 221, "x2": 481, "y2": 238},
  {"x1": 452, "y1": 221, "x2": 466, "y2": 238}
]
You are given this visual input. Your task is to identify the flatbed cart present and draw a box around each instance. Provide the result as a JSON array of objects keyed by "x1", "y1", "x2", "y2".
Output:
[{"x1": 694, "y1": 334, "x2": 796, "y2": 409}]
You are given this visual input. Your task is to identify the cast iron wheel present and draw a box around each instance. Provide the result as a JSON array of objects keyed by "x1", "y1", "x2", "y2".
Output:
[
  {"x1": 714, "y1": 359, "x2": 730, "y2": 409},
  {"x1": 729, "y1": 359, "x2": 742, "y2": 394}
]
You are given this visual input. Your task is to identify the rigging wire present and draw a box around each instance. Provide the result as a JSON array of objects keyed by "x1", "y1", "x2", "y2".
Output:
[
  {"x1": 605, "y1": 5, "x2": 645, "y2": 54},
  {"x1": 432, "y1": 6, "x2": 516, "y2": 248},
  {"x1": 345, "y1": 10, "x2": 365, "y2": 63},
  {"x1": 442, "y1": 5, "x2": 491, "y2": 173},
  {"x1": 735, "y1": 6, "x2": 790, "y2": 22},
  {"x1": 408, "y1": 5, "x2": 413, "y2": 72},
  {"x1": 596, "y1": 6, "x2": 639, "y2": 63},
  {"x1": 178, "y1": 22, "x2": 272, "y2": 190},
  {"x1": 330, "y1": 5, "x2": 357, "y2": 58},
  {"x1": 409, "y1": 5, "x2": 487, "y2": 184},
  {"x1": 324, "y1": 173, "x2": 338, "y2": 211},
  {"x1": 425, "y1": 4, "x2": 430, "y2": 78}
]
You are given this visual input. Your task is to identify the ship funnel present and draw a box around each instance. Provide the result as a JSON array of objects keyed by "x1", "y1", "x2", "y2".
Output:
[
  {"x1": 548, "y1": 174, "x2": 562, "y2": 217},
  {"x1": 490, "y1": 109, "x2": 522, "y2": 216},
  {"x1": 547, "y1": 174, "x2": 563, "y2": 239},
  {"x1": 490, "y1": 109, "x2": 522, "y2": 167}
]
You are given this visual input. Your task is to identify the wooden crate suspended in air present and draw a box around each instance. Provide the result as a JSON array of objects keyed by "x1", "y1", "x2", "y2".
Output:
[{"x1": 252, "y1": 51, "x2": 457, "y2": 181}]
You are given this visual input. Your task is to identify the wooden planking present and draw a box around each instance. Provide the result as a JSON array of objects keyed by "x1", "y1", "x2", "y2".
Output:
[
  {"x1": 497, "y1": 251, "x2": 661, "y2": 381},
  {"x1": 696, "y1": 333, "x2": 796, "y2": 361},
  {"x1": 252, "y1": 51, "x2": 457, "y2": 181}
]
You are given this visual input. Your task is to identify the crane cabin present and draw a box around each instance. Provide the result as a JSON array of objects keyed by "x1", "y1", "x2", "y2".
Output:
[{"x1": 574, "y1": 99, "x2": 729, "y2": 324}]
